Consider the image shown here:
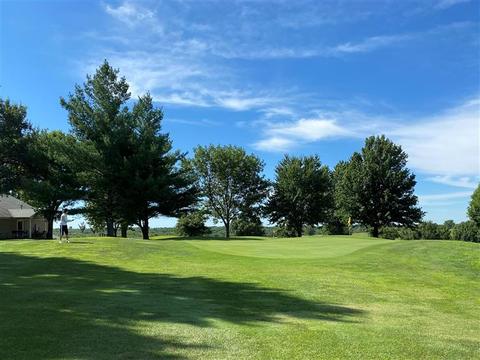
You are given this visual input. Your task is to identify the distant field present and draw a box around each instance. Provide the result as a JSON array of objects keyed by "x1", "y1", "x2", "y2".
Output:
[{"x1": 1, "y1": 235, "x2": 478, "y2": 359}]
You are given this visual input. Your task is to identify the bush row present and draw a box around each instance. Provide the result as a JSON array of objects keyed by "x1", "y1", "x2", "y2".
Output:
[{"x1": 379, "y1": 220, "x2": 479, "y2": 242}]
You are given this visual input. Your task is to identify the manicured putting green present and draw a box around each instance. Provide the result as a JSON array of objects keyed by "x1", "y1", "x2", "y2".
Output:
[{"x1": 188, "y1": 235, "x2": 395, "y2": 258}]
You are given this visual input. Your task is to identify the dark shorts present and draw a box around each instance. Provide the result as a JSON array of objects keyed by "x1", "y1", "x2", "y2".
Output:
[{"x1": 61, "y1": 225, "x2": 68, "y2": 236}]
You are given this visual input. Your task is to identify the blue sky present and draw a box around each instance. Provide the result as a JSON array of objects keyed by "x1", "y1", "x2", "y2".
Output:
[{"x1": 1, "y1": 0, "x2": 479, "y2": 227}]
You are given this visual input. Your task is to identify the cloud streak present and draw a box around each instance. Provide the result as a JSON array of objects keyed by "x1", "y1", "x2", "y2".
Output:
[
  {"x1": 418, "y1": 191, "x2": 473, "y2": 204},
  {"x1": 427, "y1": 175, "x2": 479, "y2": 189},
  {"x1": 104, "y1": 2, "x2": 155, "y2": 27},
  {"x1": 86, "y1": 1, "x2": 479, "y2": 114},
  {"x1": 253, "y1": 97, "x2": 480, "y2": 177},
  {"x1": 435, "y1": 0, "x2": 471, "y2": 10},
  {"x1": 254, "y1": 118, "x2": 351, "y2": 151}
]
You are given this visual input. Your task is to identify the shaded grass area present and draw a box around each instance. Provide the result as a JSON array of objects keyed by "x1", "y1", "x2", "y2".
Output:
[
  {"x1": 0, "y1": 236, "x2": 479, "y2": 359},
  {"x1": 0, "y1": 253, "x2": 361, "y2": 359}
]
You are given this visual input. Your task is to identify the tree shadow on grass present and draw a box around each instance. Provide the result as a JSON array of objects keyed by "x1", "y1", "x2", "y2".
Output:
[{"x1": 0, "y1": 253, "x2": 364, "y2": 359}]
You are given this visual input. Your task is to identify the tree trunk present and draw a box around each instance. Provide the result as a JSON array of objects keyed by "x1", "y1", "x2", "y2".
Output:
[
  {"x1": 225, "y1": 221, "x2": 230, "y2": 238},
  {"x1": 121, "y1": 223, "x2": 128, "y2": 238},
  {"x1": 296, "y1": 224, "x2": 303, "y2": 237},
  {"x1": 106, "y1": 218, "x2": 114, "y2": 237},
  {"x1": 371, "y1": 225, "x2": 379, "y2": 238},
  {"x1": 141, "y1": 218, "x2": 149, "y2": 240},
  {"x1": 46, "y1": 216, "x2": 54, "y2": 240}
]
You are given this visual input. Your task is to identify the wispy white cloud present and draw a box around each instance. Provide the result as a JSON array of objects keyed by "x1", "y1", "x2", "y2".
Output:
[
  {"x1": 253, "y1": 137, "x2": 296, "y2": 152},
  {"x1": 214, "y1": 94, "x2": 276, "y2": 111},
  {"x1": 252, "y1": 117, "x2": 356, "y2": 152},
  {"x1": 435, "y1": 0, "x2": 471, "y2": 10},
  {"x1": 87, "y1": 1, "x2": 479, "y2": 114},
  {"x1": 390, "y1": 98, "x2": 480, "y2": 176},
  {"x1": 268, "y1": 119, "x2": 351, "y2": 141},
  {"x1": 332, "y1": 34, "x2": 412, "y2": 54},
  {"x1": 254, "y1": 118, "x2": 350, "y2": 151},
  {"x1": 427, "y1": 175, "x2": 479, "y2": 189},
  {"x1": 260, "y1": 107, "x2": 297, "y2": 119},
  {"x1": 166, "y1": 118, "x2": 220, "y2": 127},
  {"x1": 253, "y1": 97, "x2": 480, "y2": 177},
  {"x1": 104, "y1": 2, "x2": 155, "y2": 27},
  {"x1": 418, "y1": 191, "x2": 473, "y2": 204}
]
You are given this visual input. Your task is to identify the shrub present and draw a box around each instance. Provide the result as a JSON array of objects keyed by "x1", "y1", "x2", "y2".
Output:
[
  {"x1": 232, "y1": 218, "x2": 265, "y2": 236},
  {"x1": 450, "y1": 221, "x2": 479, "y2": 242},
  {"x1": 323, "y1": 219, "x2": 349, "y2": 235},
  {"x1": 397, "y1": 227, "x2": 419, "y2": 240},
  {"x1": 438, "y1": 220, "x2": 455, "y2": 240},
  {"x1": 176, "y1": 212, "x2": 210, "y2": 237},
  {"x1": 272, "y1": 226, "x2": 297, "y2": 238},
  {"x1": 380, "y1": 226, "x2": 399, "y2": 239},
  {"x1": 304, "y1": 225, "x2": 317, "y2": 236},
  {"x1": 417, "y1": 221, "x2": 441, "y2": 240}
]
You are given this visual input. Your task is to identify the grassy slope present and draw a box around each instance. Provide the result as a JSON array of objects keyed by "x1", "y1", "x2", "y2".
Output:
[{"x1": 0, "y1": 235, "x2": 478, "y2": 359}]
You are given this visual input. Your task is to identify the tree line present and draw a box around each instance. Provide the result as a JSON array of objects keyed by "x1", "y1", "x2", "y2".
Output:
[{"x1": 1, "y1": 61, "x2": 478, "y2": 240}]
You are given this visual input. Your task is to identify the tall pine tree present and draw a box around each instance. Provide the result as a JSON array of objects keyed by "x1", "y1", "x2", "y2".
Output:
[
  {"x1": 117, "y1": 95, "x2": 197, "y2": 239},
  {"x1": 60, "y1": 61, "x2": 132, "y2": 236}
]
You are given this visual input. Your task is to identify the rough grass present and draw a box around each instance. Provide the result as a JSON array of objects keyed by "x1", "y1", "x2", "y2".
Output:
[{"x1": 0, "y1": 235, "x2": 478, "y2": 359}]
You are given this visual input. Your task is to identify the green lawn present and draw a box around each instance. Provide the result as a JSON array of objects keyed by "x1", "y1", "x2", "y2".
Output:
[{"x1": 0, "y1": 235, "x2": 478, "y2": 359}]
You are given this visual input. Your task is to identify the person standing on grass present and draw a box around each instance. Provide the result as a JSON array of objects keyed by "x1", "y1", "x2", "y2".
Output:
[{"x1": 59, "y1": 209, "x2": 70, "y2": 243}]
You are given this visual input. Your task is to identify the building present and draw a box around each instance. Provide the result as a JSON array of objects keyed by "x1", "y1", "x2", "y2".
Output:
[{"x1": 0, "y1": 195, "x2": 48, "y2": 239}]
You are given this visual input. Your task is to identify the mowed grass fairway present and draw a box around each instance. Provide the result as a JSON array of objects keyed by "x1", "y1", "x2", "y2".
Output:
[{"x1": 0, "y1": 235, "x2": 478, "y2": 359}]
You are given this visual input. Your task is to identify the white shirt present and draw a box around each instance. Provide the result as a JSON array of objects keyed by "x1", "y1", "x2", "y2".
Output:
[{"x1": 60, "y1": 213, "x2": 68, "y2": 226}]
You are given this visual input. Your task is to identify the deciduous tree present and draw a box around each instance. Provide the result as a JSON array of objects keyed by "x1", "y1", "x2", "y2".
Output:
[
  {"x1": 187, "y1": 145, "x2": 269, "y2": 238},
  {"x1": 266, "y1": 155, "x2": 333, "y2": 237},
  {"x1": 20, "y1": 131, "x2": 84, "y2": 239},
  {"x1": 0, "y1": 99, "x2": 32, "y2": 193},
  {"x1": 467, "y1": 184, "x2": 480, "y2": 226},
  {"x1": 336, "y1": 135, "x2": 423, "y2": 237}
]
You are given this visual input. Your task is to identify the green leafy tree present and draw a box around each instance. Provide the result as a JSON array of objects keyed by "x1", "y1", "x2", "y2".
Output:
[
  {"x1": 176, "y1": 212, "x2": 210, "y2": 237},
  {"x1": 417, "y1": 221, "x2": 441, "y2": 240},
  {"x1": 187, "y1": 145, "x2": 269, "y2": 238},
  {"x1": 232, "y1": 217, "x2": 265, "y2": 236},
  {"x1": 115, "y1": 95, "x2": 197, "y2": 240},
  {"x1": 467, "y1": 184, "x2": 480, "y2": 226},
  {"x1": 60, "y1": 61, "x2": 131, "y2": 236},
  {"x1": 0, "y1": 99, "x2": 32, "y2": 193},
  {"x1": 379, "y1": 226, "x2": 399, "y2": 240},
  {"x1": 20, "y1": 131, "x2": 84, "y2": 239},
  {"x1": 439, "y1": 220, "x2": 455, "y2": 240},
  {"x1": 336, "y1": 135, "x2": 423, "y2": 237},
  {"x1": 397, "y1": 227, "x2": 418, "y2": 240},
  {"x1": 327, "y1": 161, "x2": 352, "y2": 235},
  {"x1": 266, "y1": 155, "x2": 333, "y2": 237},
  {"x1": 451, "y1": 221, "x2": 479, "y2": 242}
]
